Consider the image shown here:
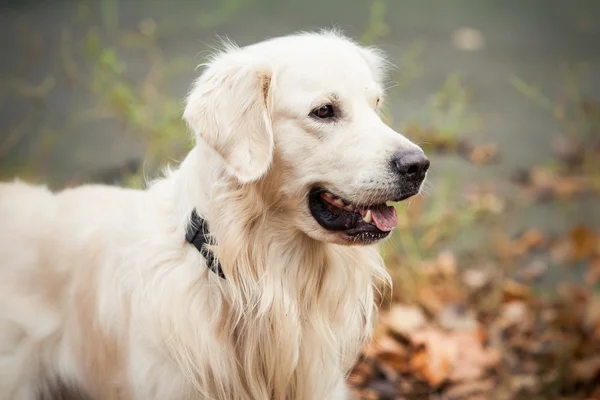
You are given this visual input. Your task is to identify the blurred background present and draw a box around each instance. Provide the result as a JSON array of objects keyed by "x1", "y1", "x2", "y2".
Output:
[{"x1": 1, "y1": 0, "x2": 599, "y2": 398}]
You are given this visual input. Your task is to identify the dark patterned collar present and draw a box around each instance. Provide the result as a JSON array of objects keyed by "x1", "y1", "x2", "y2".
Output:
[{"x1": 185, "y1": 209, "x2": 225, "y2": 279}]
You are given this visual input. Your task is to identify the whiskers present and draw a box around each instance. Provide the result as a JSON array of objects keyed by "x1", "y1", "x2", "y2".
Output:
[{"x1": 418, "y1": 177, "x2": 435, "y2": 198}]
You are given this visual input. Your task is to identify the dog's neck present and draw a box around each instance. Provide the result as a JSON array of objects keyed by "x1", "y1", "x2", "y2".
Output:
[{"x1": 163, "y1": 146, "x2": 388, "y2": 398}]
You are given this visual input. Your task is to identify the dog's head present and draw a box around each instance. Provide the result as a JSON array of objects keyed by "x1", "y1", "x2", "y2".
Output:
[{"x1": 184, "y1": 31, "x2": 429, "y2": 245}]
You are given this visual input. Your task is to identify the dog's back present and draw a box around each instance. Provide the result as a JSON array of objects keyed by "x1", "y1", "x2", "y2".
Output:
[
  {"x1": 0, "y1": 181, "x2": 63, "y2": 398},
  {"x1": 0, "y1": 181, "x2": 144, "y2": 399}
]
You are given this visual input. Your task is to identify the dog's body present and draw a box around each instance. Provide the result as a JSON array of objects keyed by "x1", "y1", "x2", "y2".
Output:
[{"x1": 0, "y1": 31, "x2": 428, "y2": 399}]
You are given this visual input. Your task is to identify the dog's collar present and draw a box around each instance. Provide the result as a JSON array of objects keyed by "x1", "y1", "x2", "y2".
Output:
[{"x1": 185, "y1": 209, "x2": 225, "y2": 279}]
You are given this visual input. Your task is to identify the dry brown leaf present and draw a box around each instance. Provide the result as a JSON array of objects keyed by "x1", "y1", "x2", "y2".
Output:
[
  {"x1": 465, "y1": 396, "x2": 491, "y2": 400},
  {"x1": 409, "y1": 329, "x2": 499, "y2": 387},
  {"x1": 551, "y1": 134, "x2": 581, "y2": 165},
  {"x1": 550, "y1": 237, "x2": 573, "y2": 263},
  {"x1": 362, "y1": 321, "x2": 389, "y2": 358},
  {"x1": 372, "y1": 334, "x2": 408, "y2": 372},
  {"x1": 347, "y1": 359, "x2": 373, "y2": 387},
  {"x1": 410, "y1": 330, "x2": 456, "y2": 386},
  {"x1": 438, "y1": 304, "x2": 479, "y2": 332},
  {"x1": 521, "y1": 167, "x2": 592, "y2": 200},
  {"x1": 497, "y1": 301, "x2": 529, "y2": 329},
  {"x1": 470, "y1": 144, "x2": 498, "y2": 165},
  {"x1": 510, "y1": 375, "x2": 539, "y2": 393},
  {"x1": 437, "y1": 250, "x2": 458, "y2": 277},
  {"x1": 583, "y1": 295, "x2": 600, "y2": 338},
  {"x1": 351, "y1": 387, "x2": 379, "y2": 400},
  {"x1": 518, "y1": 259, "x2": 547, "y2": 282},
  {"x1": 465, "y1": 189, "x2": 505, "y2": 214},
  {"x1": 502, "y1": 279, "x2": 532, "y2": 302},
  {"x1": 585, "y1": 257, "x2": 600, "y2": 285},
  {"x1": 420, "y1": 253, "x2": 458, "y2": 279},
  {"x1": 590, "y1": 386, "x2": 600, "y2": 400},
  {"x1": 417, "y1": 286, "x2": 446, "y2": 314},
  {"x1": 553, "y1": 176, "x2": 589, "y2": 198},
  {"x1": 492, "y1": 233, "x2": 522, "y2": 259},
  {"x1": 515, "y1": 229, "x2": 545, "y2": 253},
  {"x1": 449, "y1": 334, "x2": 501, "y2": 382},
  {"x1": 385, "y1": 305, "x2": 427, "y2": 337},
  {"x1": 364, "y1": 379, "x2": 398, "y2": 399},
  {"x1": 568, "y1": 225, "x2": 599, "y2": 260},
  {"x1": 462, "y1": 269, "x2": 491, "y2": 289},
  {"x1": 444, "y1": 379, "x2": 495, "y2": 399},
  {"x1": 529, "y1": 167, "x2": 555, "y2": 187}
]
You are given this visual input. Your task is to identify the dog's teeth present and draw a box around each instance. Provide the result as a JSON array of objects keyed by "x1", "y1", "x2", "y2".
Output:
[
  {"x1": 322, "y1": 192, "x2": 334, "y2": 200},
  {"x1": 344, "y1": 204, "x2": 354, "y2": 211},
  {"x1": 333, "y1": 198, "x2": 344, "y2": 207},
  {"x1": 363, "y1": 209, "x2": 372, "y2": 223}
]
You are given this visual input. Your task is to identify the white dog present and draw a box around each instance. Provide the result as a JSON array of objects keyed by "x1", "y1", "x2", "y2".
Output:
[{"x1": 0, "y1": 30, "x2": 429, "y2": 400}]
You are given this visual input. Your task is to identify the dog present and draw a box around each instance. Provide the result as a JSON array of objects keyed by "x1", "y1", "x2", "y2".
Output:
[{"x1": 0, "y1": 30, "x2": 429, "y2": 400}]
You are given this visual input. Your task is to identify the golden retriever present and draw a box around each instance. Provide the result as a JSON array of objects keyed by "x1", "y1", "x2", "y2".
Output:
[{"x1": 0, "y1": 30, "x2": 429, "y2": 400}]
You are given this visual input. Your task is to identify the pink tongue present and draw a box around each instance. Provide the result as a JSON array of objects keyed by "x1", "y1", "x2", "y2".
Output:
[{"x1": 370, "y1": 206, "x2": 398, "y2": 232}]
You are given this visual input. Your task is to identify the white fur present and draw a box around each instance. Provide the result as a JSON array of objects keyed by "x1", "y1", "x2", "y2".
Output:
[{"x1": 0, "y1": 31, "x2": 422, "y2": 399}]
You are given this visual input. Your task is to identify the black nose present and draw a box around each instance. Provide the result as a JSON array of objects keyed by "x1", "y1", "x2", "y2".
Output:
[{"x1": 392, "y1": 152, "x2": 430, "y2": 181}]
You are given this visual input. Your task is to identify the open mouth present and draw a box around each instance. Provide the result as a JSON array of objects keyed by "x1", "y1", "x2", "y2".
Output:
[{"x1": 308, "y1": 187, "x2": 401, "y2": 243}]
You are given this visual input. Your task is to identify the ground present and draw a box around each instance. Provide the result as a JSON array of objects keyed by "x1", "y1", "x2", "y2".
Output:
[{"x1": 0, "y1": 1, "x2": 599, "y2": 399}]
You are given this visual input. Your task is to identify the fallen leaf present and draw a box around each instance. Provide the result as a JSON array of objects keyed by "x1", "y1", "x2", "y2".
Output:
[
  {"x1": 438, "y1": 303, "x2": 479, "y2": 332},
  {"x1": 503, "y1": 280, "x2": 532, "y2": 302},
  {"x1": 409, "y1": 329, "x2": 499, "y2": 386},
  {"x1": 582, "y1": 295, "x2": 600, "y2": 338},
  {"x1": 553, "y1": 176, "x2": 590, "y2": 198},
  {"x1": 417, "y1": 286, "x2": 445, "y2": 314},
  {"x1": 550, "y1": 237, "x2": 573, "y2": 263},
  {"x1": 351, "y1": 387, "x2": 379, "y2": 400},
  {"x1": 530, "y1": 167, "x2": 555, "y2": 187},
  {"x1": 462, "y1": 269, "x2": 491, "y2": 289},
  {"x1": 410, "y1": 330, "x2": 456, "y2": 386},
  {"x1": 516, "y1": 166, "x2": 593, "y2": 200},
  {"x1": 437, "y1": 250, "x2": 457, "y2": 277},
  {"x1": 385, "y1": 305, "x2": 426, "y2": 337},
  {"x1": 348, "y1": 358, "x2": 373, "y2": 387},
  {"x1": 573, "y1": 355, "x2": 600, "y2": 382},
  {"x1": 470, "y1": 143, "x2": 498, "y2": 165},
  {"x1": 497, "y1": 301, "x2": 529, "y2": 329},
  {"x1": 444, "y1": 378, "x2": 495, "y2": 399},
  {"x1": 365, "y1": 378, "x2": 398, "y2": 399},
  {"x1": 568, "y1": 225, "x2": 599, "y2": 260},
  {"x1": 518, "y1": 259, "x2": 547, "y2": 282},
  {"x1": 449, "y1": 334, "x2": 501, "y2": 382},
  {"x1": 492, "y1": 233, "x2": 523, "y2": 259},
  {"x1": 371, "y1": 334, "x2": 408, "y2": 372},
  {"x1": 374, "y1": 357, "x2": 400, "y2": 382},
  {"x1": 585, "y1": 257, "x2": 600, "y2": 285},
  {"x1": 510, "y1": 375, "x2": 539, "y2": 393},
  {"x1": 514, "y1": 229, "x2": 545, "y2": 253},
  {"x1": 551, "y1": 134, "x2": 582, "y2": 167},
  {"x1": 465, "y1": 189, "x2": 505, "y2": 214}
]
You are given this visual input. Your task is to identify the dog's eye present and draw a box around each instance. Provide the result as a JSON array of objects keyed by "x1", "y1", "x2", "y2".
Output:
[{"x1": 311, "y1": 105, "x2": 334, "y2": 119}]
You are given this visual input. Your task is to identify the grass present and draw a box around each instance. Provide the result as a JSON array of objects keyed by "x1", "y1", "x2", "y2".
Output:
[{"x1": 510, "y1": 64, "x2": 600, "y2": 179}]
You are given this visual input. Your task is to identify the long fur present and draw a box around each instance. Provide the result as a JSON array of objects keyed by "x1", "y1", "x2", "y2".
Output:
[{"x1": 0, "y1": 30, "x2": 426, "y2": 400}]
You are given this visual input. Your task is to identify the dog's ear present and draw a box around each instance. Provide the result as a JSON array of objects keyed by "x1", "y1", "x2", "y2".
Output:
[{"x1": 184, "y1": 47, "x2": 273, "y2": 183}]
